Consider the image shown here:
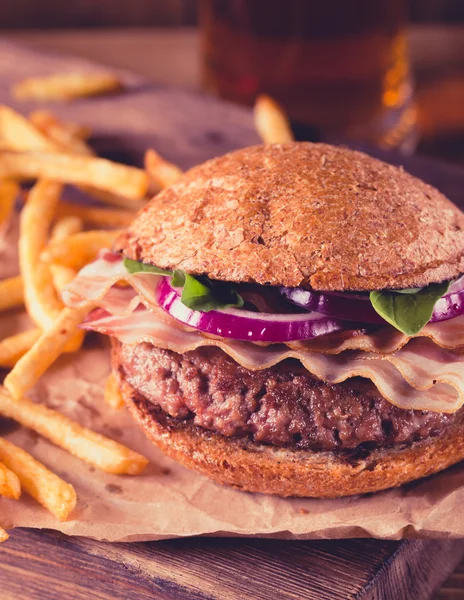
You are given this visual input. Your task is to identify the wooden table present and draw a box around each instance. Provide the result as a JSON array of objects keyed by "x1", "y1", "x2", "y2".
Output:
[{"x1": 2, "y1": 26, "x2": 464, "y2": 600}]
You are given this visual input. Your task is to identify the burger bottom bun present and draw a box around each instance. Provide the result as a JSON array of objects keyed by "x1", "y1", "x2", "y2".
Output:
[{"x1": 117, "y1": 375, "x2": 464, "y2": 498}]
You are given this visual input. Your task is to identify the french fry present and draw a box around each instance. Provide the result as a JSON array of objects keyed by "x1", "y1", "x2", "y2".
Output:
[
  {"x1": 0, "y1": 437, "x2": 76, "y2": 520},
  {"x1": 0, "y1": 528, "x2": 8, "y2": 542},
  {"x1": 28, "y1": 110, "x2": 93, "y2": 155},
  {"x1": 50, "y1": 216, "x2": 83, "y2": 244},
  {"x1": 13, "y1": 72, "x2": 123, "y2": 102},
  {"x1": 0, "y1": 461, "x2": 21, "y2": 500},
  {"x1": 41, "y1": 229, "x2": 123, "y2": 269},
  {"x1": 0, "y1": 387, "x2": 148, "y2": 475},
  {"x1": 0, "y1": 105, "x2": 57, "y2": 152},
  {"x1": 4, "y1": 305, "x2": 90, "y2": 399},
  {"x1": 48, "y1": 217, "x2": 81, "y2": 294},
  {"x1": 56, "y1": 201, "x2": 135, "y2": 228},
  {"x1": 0, "y1": 276, "x2": 23, "y2": 311},
  {"x1": 254, "y1": 94, "x2": 294, "y2": 144},
  {"x1": 19, "y1": 180, "x2": 63, "y2": 330},
  {"x1": 0, "y1": 180, "x2": 19, "y2": 230},
  {"x1": 0, "y1": 150, "x2": 149, "y2": 200},
  {"x1": 104, "y1": 373, "x2": 125, "y2": 410},
  {"x1": 145, "y1": 148, "x2": 183, "y2": 189},
  {"x1": 0, "y1": 103, "x2": 143, "y2": 208},
  {"x1": 30, "y1": 110, "x2": 91, "y2": 140},
  {"x1": 50, "y1": 264, "x2": 77, "y2": 295},
  {"x1": 0, "y1": 329, "x2": 41, "y2": 369},
  {"x1": 79, "y1": 186, "x2": 148, "y2": 210}
]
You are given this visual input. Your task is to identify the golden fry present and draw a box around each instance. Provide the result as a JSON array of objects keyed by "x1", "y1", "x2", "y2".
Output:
[
  {"x1": 19, "y1": 180, "x2": 63, "y2": 330},
  {"x1": 0, "y1": 461, "x2": 21, "y2": 500},
  {"x1": 56, "y1": 201, "x2": 135, "y2": 228},
  {"x1": 0, "y1": 105, "x2": 57, "y2": 152},
  {"x1": 104, "y1": 373, "x2": 125, "y2": 410},
  {"x1": 0, "y1": 180, "x2": 19, "y2": 230},
  {"x1": 4, "y1": 305, "x2": 90, "y2": 399},
  {"x1": 29, "y1": 110, "x2": 93, "y2": 155},
  {"x1": 145, "y1": 148, "x2": 183, "y2": 189},
  {"x1": 13, "y1": 72, "x2": 123, "y2": 102},
  {"x1": 30, "y1": 110, "x2": 91, "y2": 140},
  {"x1": 79, "y1": 186, "x2": 148, "y2": 210},
  {"x1": 42, "y1": 229, "x2": 123, "y2": 269},
  {"x1": 0, "y1": 275, "x2": 23, "y2": 311},
  {"x1": 0, "y1": 528, "x2": 8, "y2": 542},
  {"x1": 50, "y1": 264, "x2": 77, "y2": 295},
  {"x1": 254, "y1": 94, "x2": 294, "y2": 144},
  {"x1": 50, "y1": 216, "x2": 83, "y2": 244},
  {"x1": 0, "y1": 328, "x2": 41, "y2": 369},
  {"x1": 0, "y1": 437, "x2": 76, "y2": 521},
  {"x1": 0, "y1": 387, "x2": 148, "y2": 475},
  {"x1": 0, "y1": 150, "x2": 149, "y2": 200}
]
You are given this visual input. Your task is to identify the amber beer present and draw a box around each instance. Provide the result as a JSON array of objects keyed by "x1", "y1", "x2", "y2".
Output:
[{"x1": 200, "y1": 0, "x2": 415, "y2": 147}]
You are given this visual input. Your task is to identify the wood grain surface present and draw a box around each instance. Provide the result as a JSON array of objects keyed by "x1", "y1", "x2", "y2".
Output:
[
  {"x1": 1, "y1": 529, "x2": 463, "y2": 600},
  {"x1": 0, "y1": 31, "x2": 463, "y2": 599}
]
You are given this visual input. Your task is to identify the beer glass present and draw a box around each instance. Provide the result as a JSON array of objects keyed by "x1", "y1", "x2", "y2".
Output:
[{"x1": 200, "y1": 0, "x2": 416, "y2": 150}]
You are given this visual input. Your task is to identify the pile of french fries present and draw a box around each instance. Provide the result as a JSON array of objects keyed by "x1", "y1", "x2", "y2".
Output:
[
  {"x1": 0, "y1": 103, "x2": 186, "y2": 540},
  {"x1": 0, "y1": 85, "x2": 291, "y2": 541}
]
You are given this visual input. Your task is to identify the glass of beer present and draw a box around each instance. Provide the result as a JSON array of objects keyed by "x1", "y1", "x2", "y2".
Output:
[{"x1": 200, "y1": 0, "x2": 417, "y2": 151}]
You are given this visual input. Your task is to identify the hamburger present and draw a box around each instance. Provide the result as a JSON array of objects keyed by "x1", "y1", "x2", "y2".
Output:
[{"x1": 64, "y1": 143, "x2": 464, "y2": 497}]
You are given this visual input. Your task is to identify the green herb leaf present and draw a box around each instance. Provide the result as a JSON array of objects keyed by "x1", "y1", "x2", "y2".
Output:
[
  {"x1": 369, "y1": 281, "x2": 449, "y2": 335},
  {"x1": 123, "y1": 258, "x2": 244, "y2": 312},
  {"x1": 180, "y1": 273, "x2": 244, "y2": 312},
  {"x1": 123, "y1": 257, "x2": 173, "y2": 276}
]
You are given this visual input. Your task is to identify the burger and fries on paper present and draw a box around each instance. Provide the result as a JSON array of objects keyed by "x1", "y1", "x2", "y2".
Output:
[{"x1": 1, "y1": 73, "x2": 463, "y2": 541}]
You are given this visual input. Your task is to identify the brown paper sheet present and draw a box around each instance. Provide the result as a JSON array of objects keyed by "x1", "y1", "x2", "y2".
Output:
[{"x1": 1, "y1": 218, "x2": 464, "y2": 542}]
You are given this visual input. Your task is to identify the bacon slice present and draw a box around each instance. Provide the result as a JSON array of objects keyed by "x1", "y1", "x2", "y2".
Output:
[{"x1": 64, "y1": 251, "x2": 464, "y2": 413}]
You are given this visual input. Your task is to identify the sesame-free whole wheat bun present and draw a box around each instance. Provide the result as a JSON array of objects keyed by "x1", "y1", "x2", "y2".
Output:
[
  {"x1": 116, "y1": 143, "x2": 464, "y2": 291},
  {"x1": 108, "y1": 142, "x2": 464, "y2": 498}
]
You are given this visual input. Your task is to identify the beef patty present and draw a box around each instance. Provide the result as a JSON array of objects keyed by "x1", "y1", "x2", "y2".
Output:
[{"x1": 114, "y1": 341, "x2": 462, "y2": 452}]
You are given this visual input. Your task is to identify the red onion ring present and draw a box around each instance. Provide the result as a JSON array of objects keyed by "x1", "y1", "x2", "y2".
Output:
[
  {"x1": 281, "y1": 275, "x2": 464, "y2": 325},
  {"x1": 157, "y1": 277, "x2": 361, "y2": 342}
]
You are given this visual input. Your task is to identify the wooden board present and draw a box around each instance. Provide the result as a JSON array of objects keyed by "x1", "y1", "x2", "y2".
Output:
[
  {"x1": 0, "y1": 40, "x2": 463, "y2": 599},
  {"x1": 2, "y1": 529, "x2": 464, "y2": 600}
]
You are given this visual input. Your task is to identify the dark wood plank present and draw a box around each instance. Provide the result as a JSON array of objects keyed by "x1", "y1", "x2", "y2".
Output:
[{"x1": 1, "y1": 530, "x2": 463, "y2": 600}]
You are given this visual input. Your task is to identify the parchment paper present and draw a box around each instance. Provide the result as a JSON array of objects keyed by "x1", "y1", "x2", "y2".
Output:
[{"x1": 1, "y1": 218, "x2": 464, "y2": 542}]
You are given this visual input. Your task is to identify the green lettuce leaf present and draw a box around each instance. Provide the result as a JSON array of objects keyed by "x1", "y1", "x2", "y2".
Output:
[
  {"x1": 369, "y1": 281, "x2": 449, "y2": 335},
  {"x1": 123, "y1": 257, "x2": 172, "y2": 276},
  {"x1": 123, "y1": 258, "x2": 243, "y2": 312}
]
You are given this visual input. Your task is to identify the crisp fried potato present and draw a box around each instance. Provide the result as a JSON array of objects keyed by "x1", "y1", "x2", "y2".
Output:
[
  {"x1": 79, "y1": 186, "x2": 148, "y2": 210},
  {"x1": 56, "y1": 201, "x2": 135, "y2": 228},
  {"x1": 0, "y1": 387, "x2": 148, "y2": 475},
  {"x1": 145, "y1": 148, "x2": 183, "y2": 189},
  {"x1": 0, "y1": 276, "x2": 23, "y2": 312},
  {"x1": 48, "y1": 218, "x2": 81, "y2": 295},
  {"x1": 29, "y1": 110, "x2": 93, "y2": 155},
  {"x1": 254, "y1": 94, "x2": 294, "y2": 144},
  {"x1": 0, "y1": 105, "x2": 57, "y2": 152},
  {"x1": 50, "y1": 264, "x2": 77, "y2": 295},
  {"x1": 0, "y1": 528, "x2": 8, "y2": 542},
  {"x1": 0, "y1": 150, "x2": 149, "y2": 200},
  {"x1": 104, "y1": 373, "x2": 125, "y2": 410},
  {"x1": 12, "y1": 72, "x2": 123, "y2": 102},
  {"x1": 19, "y1": 180, "x2": 63, "y2": 330},
  {"x1": 50, "y1": 216, "x2": 83, "y2": 244},
  {"x1": 0, "y1": 437, "x2": 76, "y2": 520},
  {"x1": 4, "y1": 305, "x2": 90, "y2": 398},
  {"x1": 30, "y1": 110, "x2": 91, "y2": 140},
  {"x1": 0, "y1": 328, "x2": 41, "y2": 369},
  {"x1": 41, "y1": 229, "x2": 123, "y2": 269},
  {"x1": 0, "y1": 461, "x2": 21, "y2": 500},
  {"x1": 0, "y1": 180, "x2": 19, "y2": 231}
]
